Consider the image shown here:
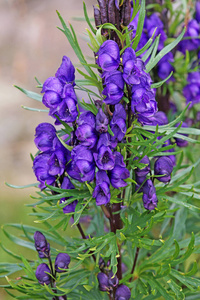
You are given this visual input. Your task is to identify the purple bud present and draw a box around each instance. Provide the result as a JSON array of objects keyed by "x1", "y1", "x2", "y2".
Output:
[
  {"x1": 34, "y1": 231, "x2": 50, "y2": 258},
  {"x1": 55, "y1": 56, "x2": 75, "y2": 84},
  {"x1": 97, "y1": 40, "x2": 120, "y2": 71},
  {"x1": 115, "y1": 284, "x2": 131, "y2": 300},
  {"x1": 97, "y1": 272, "x2": 109, "y2": 292},
  {"x1": 154, "y1": 156, "x2": 173, "y2": 183},
  {"x1": 35, "y1": 263, "x2": 51, "y2": 285},
  {"x1": 142, "y1": 179, "x2": 158, "y2": 210},
  {"x1": 55, "y1": 253, "x2": 70, "y2": 273},
  {"x1": 96, "y1": 108, "x2": 109, "y2": 133}
]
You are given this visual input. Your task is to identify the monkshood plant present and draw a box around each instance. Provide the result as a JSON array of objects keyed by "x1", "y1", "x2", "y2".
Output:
[{"x1": 1, "y1": 0, "x2": 200, "y2": 299}]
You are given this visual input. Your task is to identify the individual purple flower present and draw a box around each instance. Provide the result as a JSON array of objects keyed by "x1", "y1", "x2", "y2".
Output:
[
  {"x1": 97, "y1": 272, "x2": 110, "y2": 292},
  {"x1": 157, "y1": 52, "x2": 174, "y2": 81},
  {"x1": 35, "y1": 263, "x2": 51, "y2": 285},
  {"x1": 93, "y1": 170, "x2": 111, "y2": 205},
  {"x1": 178, "y1": 19, "x2": 200, "y2": 53},
  {"x1": 96, "y1": 40, "x2": 120, "y2": 71},
  {"x1": 60, "y1": 177, "x2": 78, "y2": 214},
  {"x1": 108, "y1": 271, "x2": 119, "y2": 288},
  {"x1": 75, "y1": 111, "x2": 97, "y2": 149},
  {"x1": 142, "y1": 179, "x2": 158, "y2": 210},
  {"x1": 95, "y1": 145, "x2": 115, "y2": 170},
  {"x1": 34, "y1": 123, "x2": 57, "y2": 152},
  {"x1": 175, "y1": 122, "x2": 188, "y2": 147},
  {"x1": 55, "y1": 84, "x2": 78, "y2": 124},
  {"x1": 102, "y1": 70, "x2": 124, "y2": 105},
  {"x1": 110, "y1": 104, "x2": 127, "y2": 143},
  {"x1": 132, "y1": 85, "x2": 157, "y2": 118},
  {"x1": 109, "y1": 165, "x2": 130, "y2": 189},
  {"x1": 145, "y1": 13, "x2": 167, "y2": 51},
  {"x1": 154, "y1": 156, "x2": 173, "y2": 183},
  {"x1": 55, "y1": 56, "x2": 75, "y2": 84},
  {"x1": 135, "y1": 156, "x2": 151, "y2": 177},
  {"x1": 33, "y1": 153, "x2": 58, "y2": 189},
  {"x1": 95, "y1": 108, "x2": 109, "y2": 133},
  {"x1": 115, "y1": 284, "x2": 131, "y2": 300},
  {"x1": 42, "y1": 77, "x2": 63, "y2": 109},
  {"x1": 34, "y1": 231, "x2": 50, "y2": 258},
  {"x1": 55, "y1": 253, "x2": 70, "y2": 273},
  {"x1": 67, "y1": 145, "x2": 95, "y2": 182},
  {"x1": 122, "y1": 47, "x2": 146, "y2": 85}
]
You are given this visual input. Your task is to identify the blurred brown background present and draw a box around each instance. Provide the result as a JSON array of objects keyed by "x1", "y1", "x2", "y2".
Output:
[{"x1": 0, "y1": 0, "x2": 95, "y2": 298}]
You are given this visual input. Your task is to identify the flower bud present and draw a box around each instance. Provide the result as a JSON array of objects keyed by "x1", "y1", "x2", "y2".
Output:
[
  {"x1": 115, "y1": 284, "x2": 131, "y2": 300},
  {"x1": 55, "y1": 253, "x2": 70, "y2": 273},
  {"x1": 35, "y1": 263, "x2": 51, "y2": 285},
  {"x1": 97, "y1": 272, "x2": 110, "y2": 292},
  {"x1": 154, "y1": 156, "x2": 173, "y2": 183},
  {"x1": 142, "y1": 179, "x2": 158, "y2": 210},
  {"x1": 34, "y1": 231, "x2": 50, "y2": 258}
]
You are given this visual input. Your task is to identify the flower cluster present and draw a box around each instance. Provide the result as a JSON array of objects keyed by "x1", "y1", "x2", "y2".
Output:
[
  {"x1": 97, "y1": 40, "x2": 158, "y2": 123},
  {"x1": 97, "y1": 258, "x2": 131, "y2": 300},
  {"x1": 34, "y1": 231, "x2": 70, "y2": 296}
]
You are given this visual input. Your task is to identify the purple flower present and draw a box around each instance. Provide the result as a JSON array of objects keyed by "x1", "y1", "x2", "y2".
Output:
[
  {"x1": 75, "y1": 112, "x2": 97, "y2": 149},
  {"x1": 55, "y1": 84, "x2": 78, "y2": 124},
  {"x1": 97, "y1": 272, "x2": 110, "y2": 292},
  {"x1": 55, "y1": 56, "x2": 75, "y2": 84},
  {"x1": 34, "y1": 123, "x2": 57, "y2": 152},
  {"x1": 146, "y1": 13, "x2": 167, "y2": 51},
  {"x1": 115, "y1": 284, "x2": 131, "y2": 300},
  {"x1": 93, "y1": 170, "x2": 111, "y2": 205},
  {"x1": 35, "y1": 263, "x2": 51, "y2": 285},
  {"x1": 196, "y1": 1, "x2": 200, "y2": 23},
  {"x1": 157, "y1": 52, "x2": 174, "y2": 81},
  {"x1": 142, "y1": 179, "x2": 158, "y2": 210},
  {"x1": 96, "y1": 40, "x2": 120, "y2": 71},
  {"x1": 96, "y1": 108, "x2": 109, "y2": 133},
  {"x1": 183, "y1": 72, "x2": 200, "y2": 107},
  {"x1": 110, "y1": 104, "x2": 127, "y2": 143},
  {"x1": 42, "y1": 77, "x2": 63, "y2": 109},
  {"x1": 109, "y1": 165, "x2": 130, "y2": 189},
  {"x1": 175, "y1": 122, "x2": 188, "y2": 147},
  {"x1": 178, "y1": 19, "x2": 200, "y2": 53},
  {"x1": 154, "y1": 156, "x2": 173, "y2": 183},
  {"x1": 95, "y1": 145, "x2": 115, "y2": 170},
  {"x1": 135, "y1": 156, "x2": 151, "y2": 177},
  {"x1": 67, "y1": 145, "x2": 95, "y2": 182},
  {"x1": 33, "y1": 153, "x2": 58, "y2": 189},
  {"x1": 132, "y1": 85, "x2": 157, "y2": 118},
  {"x1": 55, "y1": 253, "x2": 70, "y2": 273},
  {"x1": 102, "y1": 70, "x2": 124, "y2": 105},
  {"x1": 60, "y1": 177, "x2": 78, "y2": 214},
  {"x1": 34, "y1": 231, "x2": 50, "y2": 258},
  {"x1": 122, "y1": 48, "x2": 146, "y2": 85}
]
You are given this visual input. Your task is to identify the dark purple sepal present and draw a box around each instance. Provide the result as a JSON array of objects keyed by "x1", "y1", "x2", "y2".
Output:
[
  {"x1": 96, "y1": 40, "x2": 120, "y2": 71},
  {"x1": 154, "y1": 156, "x2": 173, "y2": 183},
  {"x1": 96, "y1": 108, "x2": 109, "y2": 133},
  {"x1": 102, "y1": 70, "x2": 124, "y2": 105},
  {"x1": 97, "y1": 272, "x2": 110, "y2": 292},
  {"x1": 35, "y1": 263, "x2": 51, "y2": 285},
  {"x1": 95, "y1": 145, "x2": 115, "y2": 170},
  {"x1": 55, "y1": 56, "x2": 75, "y2": 84},
  {"x1": 115, "y1": 284, "x2": 131, "y2": 300},
  {"x1": 142, "y1": 179, "x2": 158, "y2": 210},
  {"x1": 34, "y1": 123, "x2": 57, "y2": 152},
  {"x1": 55, "y1": 253, "x2": 70, "y2": 273},
  {"x1": 109, "y1": 165, "x2": 130, "y2": 189},
  {"x1": 34, "y1": 231, "x2": 50, "y2": 258}
]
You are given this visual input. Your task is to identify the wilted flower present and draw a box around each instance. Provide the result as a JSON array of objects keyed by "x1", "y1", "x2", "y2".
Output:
[{"x1": 35, "y1": 263, "x2": 51, "y2": 285}]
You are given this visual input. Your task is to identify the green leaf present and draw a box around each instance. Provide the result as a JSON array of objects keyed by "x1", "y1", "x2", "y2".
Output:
[
  {"x1": 5, "y1": 182, "x2": 38, "y2": 189},
  {"x1": 83, "y1": 2, "x2": 96, "y2": 35},
  {"x1": 135, "y1": 28, "x2": 156, "y2": 57},
  {"x1": 86, "y1": 29, "x2": 99, "y2": 52},
  {"x1": 151, "y1": 71, "x2": 173, "y2": 88},
  {"x1": 21, "y1": 106, "x2": 48, "y2": 112},
  {"x1": 14, "y1": 85, "x2": 42, "y2": 102},
  {"x1": 145, "y1": 27, "x2": 186, "y2": 72},
  {"x1": 132, "y1": 0, "x2": 146, "y2": 50}
]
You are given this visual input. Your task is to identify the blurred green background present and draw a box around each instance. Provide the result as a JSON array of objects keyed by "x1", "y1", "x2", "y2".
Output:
[{"x1": 0, "y1": 0, "x2": 95, "y2": 298}]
